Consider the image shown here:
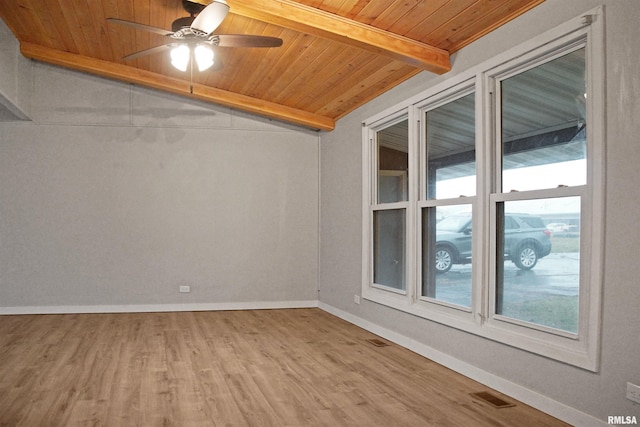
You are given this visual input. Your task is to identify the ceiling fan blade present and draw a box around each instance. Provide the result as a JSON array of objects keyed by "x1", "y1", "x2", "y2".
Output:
[
  {"x1": 190, "y1": 0, "x2": 229, "y2": 35},
  {"x1": 123, "y1": 44, "x2": 174, "y2": 61},
  {"x1": 216, "y1": 35, "x2": 283, "y2": 48},
  {"x1": 107, "y1": 18, "x2": 174, "y2": 36}
]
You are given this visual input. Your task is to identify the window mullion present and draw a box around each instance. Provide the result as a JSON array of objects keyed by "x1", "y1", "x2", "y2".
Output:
[
  {"x1": 407, "y1": 106, "x2": 420, "y2": 303},
  {"x1": 475, "y1": 72, "x2": 491, "y2": 325}
]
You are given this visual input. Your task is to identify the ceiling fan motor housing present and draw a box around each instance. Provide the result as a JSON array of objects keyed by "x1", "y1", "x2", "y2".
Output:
[{"x1": 172, "y1": 16, "x2": 196, "y2": 32}]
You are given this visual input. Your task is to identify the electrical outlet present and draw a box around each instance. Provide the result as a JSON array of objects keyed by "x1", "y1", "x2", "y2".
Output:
[
  {"x1": 354, "y1": 294, "x2": 361, "y2": 305},
  {"x1": 627, "y1": 382, "x2": 640, "y2": 404},
  {"x1": 179, "y1": 285, "x2": 190, "y2": 293}
]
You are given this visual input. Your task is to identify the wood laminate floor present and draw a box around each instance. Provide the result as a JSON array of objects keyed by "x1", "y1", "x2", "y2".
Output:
[{"x1": 0, "y1": 308, "x2": 569, "y2": 426}]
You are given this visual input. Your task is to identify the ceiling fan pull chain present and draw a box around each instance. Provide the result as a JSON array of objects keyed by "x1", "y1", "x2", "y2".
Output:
[{"x1": 190, "y1": 53, "x2": 194, "y2": 94}]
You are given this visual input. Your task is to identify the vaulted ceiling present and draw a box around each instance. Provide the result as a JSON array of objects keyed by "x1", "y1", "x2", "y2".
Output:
[{"x1": 0, "y1": 0, "x2": 544, "y2": 131}]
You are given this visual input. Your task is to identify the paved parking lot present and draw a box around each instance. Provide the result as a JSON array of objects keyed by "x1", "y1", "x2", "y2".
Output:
[{"x1": 434, "y1": 253, "x2": 580, "y2": 307}]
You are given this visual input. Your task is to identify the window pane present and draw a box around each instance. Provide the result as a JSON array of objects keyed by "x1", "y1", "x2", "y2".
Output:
[
  {"x1": 422, "y1": 205, "x2": 473, "y2": 307},
  {"x1": 377, "y1": 120, "x2": 408, "y2": 203},
  {"x1": 501, "y1": 49, "x2": 586, "y2": 192},
  {"x1": 426, "y1": 93, "x2": 475, "y2": 199},
  {"x1": 496, "y1": 198, "x2": 580, "y2": 333},
  {"x1": 373, "y1": 209, "x2": 406, "y2": 291}
]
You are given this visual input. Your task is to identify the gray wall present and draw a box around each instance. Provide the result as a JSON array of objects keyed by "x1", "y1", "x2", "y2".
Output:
[
  {"x1": 0, "y1": 58, "x2": 320, "y2": 310},
  {"x1": 319, "y1": 0, "x2": 640, "y2": 423}
]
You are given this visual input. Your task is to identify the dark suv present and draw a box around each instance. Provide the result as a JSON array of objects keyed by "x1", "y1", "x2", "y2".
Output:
[{"x1": 434, "y1": 212, "x2": 552, "y2": 273}]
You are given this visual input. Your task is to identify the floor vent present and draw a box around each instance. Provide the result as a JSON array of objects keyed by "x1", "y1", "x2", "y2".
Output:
[
  {"x1": 366, "y1": 338, "x2": 389, "y2": 347},
  {"x1": 470, "y1": 391, "x2": 516, "y2": 408}
]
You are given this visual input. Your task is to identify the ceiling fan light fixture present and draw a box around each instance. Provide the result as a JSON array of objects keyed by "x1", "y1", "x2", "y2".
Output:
[
  {"x1": 195, "y1": 45, "x2": 215, "y2": 72},
  {"x1": 170, "y1": 44, "x2": 190, "y2": 71}
]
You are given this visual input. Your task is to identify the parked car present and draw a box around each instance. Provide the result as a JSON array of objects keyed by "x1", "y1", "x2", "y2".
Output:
[
  {"x1": 434, "y1": 212, "x2": 552, "y2": 273},
  {"x1": 546, "y1": 222, "x2": 570, "y2": 232}
]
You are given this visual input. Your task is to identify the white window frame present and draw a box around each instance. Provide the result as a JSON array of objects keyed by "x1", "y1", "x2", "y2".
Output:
[
  {"x1": 414, "y1": 81, "x2": 480, "y2": 323},
  {"x1": 361, "y1": 7, "x2": 605, "y2": 371},
  {"x1": 363, "y1": 110, "x2": 414, "y2": 305}
]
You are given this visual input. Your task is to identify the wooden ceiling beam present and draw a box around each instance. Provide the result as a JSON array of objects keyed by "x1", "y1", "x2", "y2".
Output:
[
  {"x1": 221, "y1": 0, "x2": 451, "y2": 74},
  {"x1": 19, "y1": 41, "x2": 335, "y2": 131}
]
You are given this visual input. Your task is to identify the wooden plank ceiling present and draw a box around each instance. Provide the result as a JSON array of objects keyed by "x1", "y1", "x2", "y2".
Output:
[{"x1": 0, "y1": 0, "x2": 544, "y2": 131}]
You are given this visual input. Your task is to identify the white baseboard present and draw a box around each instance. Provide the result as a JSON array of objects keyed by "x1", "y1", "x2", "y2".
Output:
[
  {"x1": 318, "y1": 302, "x2": 606, "y2": 427},
  {"x1": 0, "y1": 300, "x2": 319, "y2": 315}
]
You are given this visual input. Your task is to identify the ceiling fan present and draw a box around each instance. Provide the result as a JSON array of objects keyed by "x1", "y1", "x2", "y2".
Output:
[{"x1": 107, "y1": 0, "x2": 283, "y2": 73}]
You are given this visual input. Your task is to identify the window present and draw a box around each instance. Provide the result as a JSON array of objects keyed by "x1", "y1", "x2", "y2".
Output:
[
  {"x1": 491, "y1": 47, "x2": 587, "y2": 336},
  {"x1": 420, "y1": 91, "x2": 476, "y2": 309},
  {"x1": 362, "y1": 8, "x2": 604, "y2": 370},
  {"x1": 371, "y1": 118, "x2": 409, "y2": 293}
]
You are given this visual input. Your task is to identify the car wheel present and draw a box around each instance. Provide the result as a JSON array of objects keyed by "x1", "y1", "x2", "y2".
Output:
[
  {"x1": 435, "y1": 246, "x2": 454, "y2": 273},
  {"x1": 513, "y1": 244, "x2": 538, "y2": 270}
]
